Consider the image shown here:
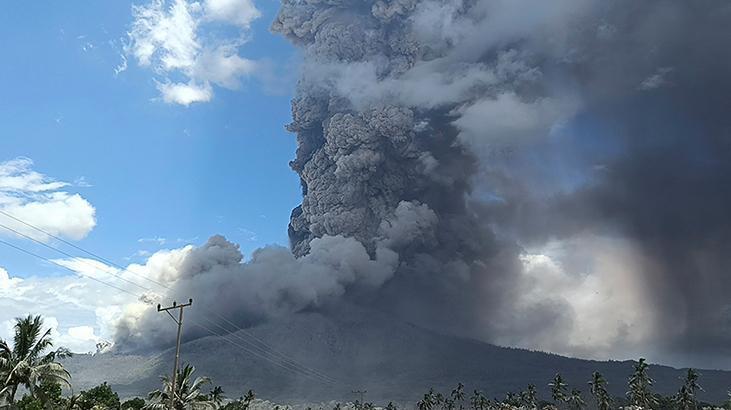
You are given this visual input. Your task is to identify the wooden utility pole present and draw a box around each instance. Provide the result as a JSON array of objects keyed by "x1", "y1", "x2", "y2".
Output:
[
  {"x1": 158, "y1": 298, "x2": 193, "y2": 410},
  {"x1": 352, "y1": 390, "x2": 367, "y2": 406}
]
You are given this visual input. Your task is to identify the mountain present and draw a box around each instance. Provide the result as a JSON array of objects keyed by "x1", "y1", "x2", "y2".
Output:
[{"x1": 62, "y1": 306, "x2": 731, "y2": 404}]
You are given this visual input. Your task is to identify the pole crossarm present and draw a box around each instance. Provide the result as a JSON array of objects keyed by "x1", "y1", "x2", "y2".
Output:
[
  {"x1": 157, "y1": 299, "x2": 193, "y2": 312},
  {"x1": 157, "y1": 298, "x2": 193, "y2": 410},
  {"x1": 352, "y1": 390, "x2": 367, "y2": 404}
]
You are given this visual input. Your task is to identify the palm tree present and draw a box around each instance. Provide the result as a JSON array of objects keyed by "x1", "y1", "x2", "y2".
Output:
[
  {"x1": 566, "y1": 389, "x2": 585, "y2": 410},
  {"x1": 243, "y1": 389, "x2": 254, "y2": 403},
  {"x1": 209, "y1": 385, "x2": 225, "y2": 408},
  {"x1": 588, "y1": 372, "x2": 611, "y2": 410},
  {"x1": 550, "y1": 373, "x2": 568, "y2": 405},
  {"x1": 675, "y1": 369, "x2": 702, "y2": 410},
  {"x1": 418, "y1": 389, "x2": 438, "y2": 410},
  {"x1": 627, "y1": 358, "x2": 657, "y2": 409},
  {"x1": 470, "y1": 390, "x2": 489, "y2": 410},
  {"x1": 435, "y1": 392, "x2": 445, "y2": 408},
  {"x1": 144, "y1": 364, "x2": 216, "y2": 409},
  {"x1": 451, "y1": 383, "x2": 465, "y2": 409},
  {"x1": 0, "y1": 315, "x2": 72, "y2": 404},
  {"x1": 521, "y1": 384, "x2": 538, "y2": 409},
  {"x1": 503, "y1": 392, "x2": 521, "y2": 407},
  {"x1": 675, "y1": 386, "x2": 693, "y2": 410}
]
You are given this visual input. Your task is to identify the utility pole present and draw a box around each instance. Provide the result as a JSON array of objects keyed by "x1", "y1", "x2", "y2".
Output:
[
  {"x1": 352, "y1": 390, "x2": 367, "y2": 407},
  {"x1": 158, "y1": 298, "x2": 193, "y2": 410}
]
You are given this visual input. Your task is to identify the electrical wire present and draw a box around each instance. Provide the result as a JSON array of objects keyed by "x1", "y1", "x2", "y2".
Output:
[{"x1": 0, "y1": 217, "x2": 341, "y2": 386}]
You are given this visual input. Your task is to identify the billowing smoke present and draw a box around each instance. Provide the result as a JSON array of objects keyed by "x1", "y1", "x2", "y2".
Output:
[
  {"x1": 116, "y1": 0, "x2": 731, "y2": 368},
  {"x1": 114, "y1": 235, "x2": 398, "y2": 350}
]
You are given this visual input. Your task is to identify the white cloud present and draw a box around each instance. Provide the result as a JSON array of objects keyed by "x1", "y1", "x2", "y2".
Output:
[
  {"x1": 0, "y1": 158, "x2": 96, "y2": 242},
  {"x1": 0, "y1": 158, "x2": 68, "y2": 193},
  {"x1": 158, "y1": 81, "x2": 213, "y2": 105},
  {"x1": 0, "y1": 267, "x2": 22, "y2": 290},
  {"x1": 193, "y1": 45, "x2": 256, "y2": 89},
  {"x1": 73, "y1": 176, "x2": 93, "y2": 188},
  {"x1": 114, "y1": 54, "x2": 128, "y2": 76},
  {"x1": 238, "y1": 227, "x2": 258, "y2": 241},
  {"x1": 52, "y1": 257, "x2": 123, "y2": 282},
  {"x1": 0, "y1": 245, "x2": 182, "y2": 352},
  {"x1": 203, "y1": 0, "x2": 261, "y2": 27},
  {"x1": 0, "y1": 242, "x2": 197, "y2": 352},
  {"x1": 126, "y1": 0, "x2": 260, "y2": 105},
  {"x1": 138, "y1": 236, "x2": 167, "y2": 245},
  {"x1": 0, "y1": 267, "x2": 130, "y2": 353}
]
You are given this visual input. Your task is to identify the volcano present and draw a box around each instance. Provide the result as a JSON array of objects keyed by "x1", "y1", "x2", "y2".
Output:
[{"x1": 62, "y1": 305, "x2": 731, "y2": 404}]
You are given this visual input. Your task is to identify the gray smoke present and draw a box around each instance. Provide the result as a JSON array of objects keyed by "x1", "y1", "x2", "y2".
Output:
[
  {"x1": 114, "y1": 235, "x2": 398, "y2": 350},
  {"x1": 271, "y1": 0, "x2": 731, "y2": 366},
  {"x1": 116, "y1": 0, "x2": 731, "y2": 368}
]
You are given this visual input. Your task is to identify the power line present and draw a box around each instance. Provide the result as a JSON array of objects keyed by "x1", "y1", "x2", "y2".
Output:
[
  {"x1": 0, "y1": 221, "x2": 153, "y2": 293},
  {"x1": 197, "y1": 315, "x2": 339, "y2": 385},
  {"x1": 0, "y1": 238, "x2": 139, "y2": 298},
  {"x1": 0, "y1": 210, "x2": 337, "y2": 381},
  {"x1": 212, "y1": 312, "x2": 339, "y2": 383},
  {"x1": 0, "y1": 212, "x2": 339, "y2": 384},
  {"x1": 189, "y1": 319, "x2": 338, "y2": 386},
  {"x1": 0, "y1": 213, "x2": 340, "y2": 386},
  {"x1": 0, "y1": 236, "x2": 337, "y2": 385},
  {"x1": 0, "y1": 209, "x2": 169, "y2": 289}
]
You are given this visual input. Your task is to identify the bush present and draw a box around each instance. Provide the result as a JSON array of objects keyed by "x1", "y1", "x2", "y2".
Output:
[
  {"x1": 121, "y1": 397, "x2": 146, "y2": 410},
  {"x1": 77, "y1": 382, "x2": 121, "y2": 410}
]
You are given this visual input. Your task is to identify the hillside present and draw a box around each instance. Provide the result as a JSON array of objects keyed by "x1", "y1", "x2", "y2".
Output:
[{"x1": 62, "y1": 306, "x2": 731, "y2": 404}]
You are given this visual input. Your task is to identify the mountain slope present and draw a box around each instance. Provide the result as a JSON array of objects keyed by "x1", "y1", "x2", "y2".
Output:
[{"x1": 63, "y1": 307, "x2": 731, "y2": 403}]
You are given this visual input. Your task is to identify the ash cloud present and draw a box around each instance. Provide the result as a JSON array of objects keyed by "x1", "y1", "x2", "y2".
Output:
[{"x1": 116, "y1": 0, "x2": 731, "y2": 367}]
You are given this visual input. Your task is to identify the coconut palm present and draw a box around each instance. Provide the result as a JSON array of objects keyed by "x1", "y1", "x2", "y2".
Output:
[
  {"x1": 0, "y1": 315, "x2": 72, "y2": 405},
  {"x1": 566, "y1": 389, "x2": 585, "y2": 410},
  {"x1": 627, "y1": 358, "x2": 657, "y2": 409},
  {"x1": 675, "y1": 369, "x2": 702, "y2": 410},
  {"x1": 588, "y1": 372, "x2": 611, "y2": 410},
  {"x1": 503, "y1": 392, "x2": 521, "y2": 407},
  {"x1": 550, "y1": 373, "x2": 568, "y2": 405},
  {"x1": 682, "y1": 369, "x2": 702, "y2": 399},
  {"x1": 470, "y1": 390, "x2": 489, "y2": 410},
  {"x1": 144, "y1": 364, "x2": 216, "y2": 409},
  {"x1": 419, "y1": 389, "x2": 439, "y2": 410},
  {"x1": 521, "y1": 384, "x2": 538, "y2": 409},
  {"x1": 209, "y1": 386, "x2": 225, "y2": 408},
  {"x1": 435, "y1": 392, "x2": 445, "y2": 407},
  {"x1": 451, "y1": 383, "x2": 465, "y2": 409}
]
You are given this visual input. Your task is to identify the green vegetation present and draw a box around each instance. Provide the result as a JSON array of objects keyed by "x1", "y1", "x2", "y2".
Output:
[
  {"x1": 589, "y1": 371, "x2": 612, "y2": 410},
  {"x1": 0, "y1": 315, "x2": 72, "y2": 405},
  {"x1": 144, "y1": 364, "x2": 216, "y2": 409},
  {"x1": 77, "y1": 382, "x2": 121, "y2": 409},
  {"x1": 122, "y1": 397, "x2": 146, "y2": 410},
  {"x1": 2, "y1": 315, "x2": 731, "y2": 410}
]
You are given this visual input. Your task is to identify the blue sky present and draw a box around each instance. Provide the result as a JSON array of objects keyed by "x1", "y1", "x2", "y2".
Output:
[
  {"x1": 0, "y1": 0, "x2": 300, "y2": 278},
  {"x1": 0, "y1": 0, "x2": 307, "y2": 350}
]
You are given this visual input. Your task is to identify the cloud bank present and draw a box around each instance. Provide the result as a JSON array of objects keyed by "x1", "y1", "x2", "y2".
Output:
[{"x1": 0, "y1": 158, "x2": 96, "y2": 242}]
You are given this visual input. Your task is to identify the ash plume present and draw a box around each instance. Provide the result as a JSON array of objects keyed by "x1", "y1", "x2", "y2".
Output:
[{"x1": 115, "y1": 0, "x2": 731, "y2": 368}]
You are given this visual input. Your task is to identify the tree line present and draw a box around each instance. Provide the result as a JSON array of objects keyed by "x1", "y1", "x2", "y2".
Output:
[
  {"x1": 0, "y1": 315, "x2": 254, "y2": 409},
  {"x1": 0, "y1": 315, "x2": 727, "y2": 410}
]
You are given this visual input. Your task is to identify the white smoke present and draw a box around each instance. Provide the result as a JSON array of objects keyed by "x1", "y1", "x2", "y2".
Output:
[{"x1": 113, "y1": 235, "x2": 398, "y2": 350}]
